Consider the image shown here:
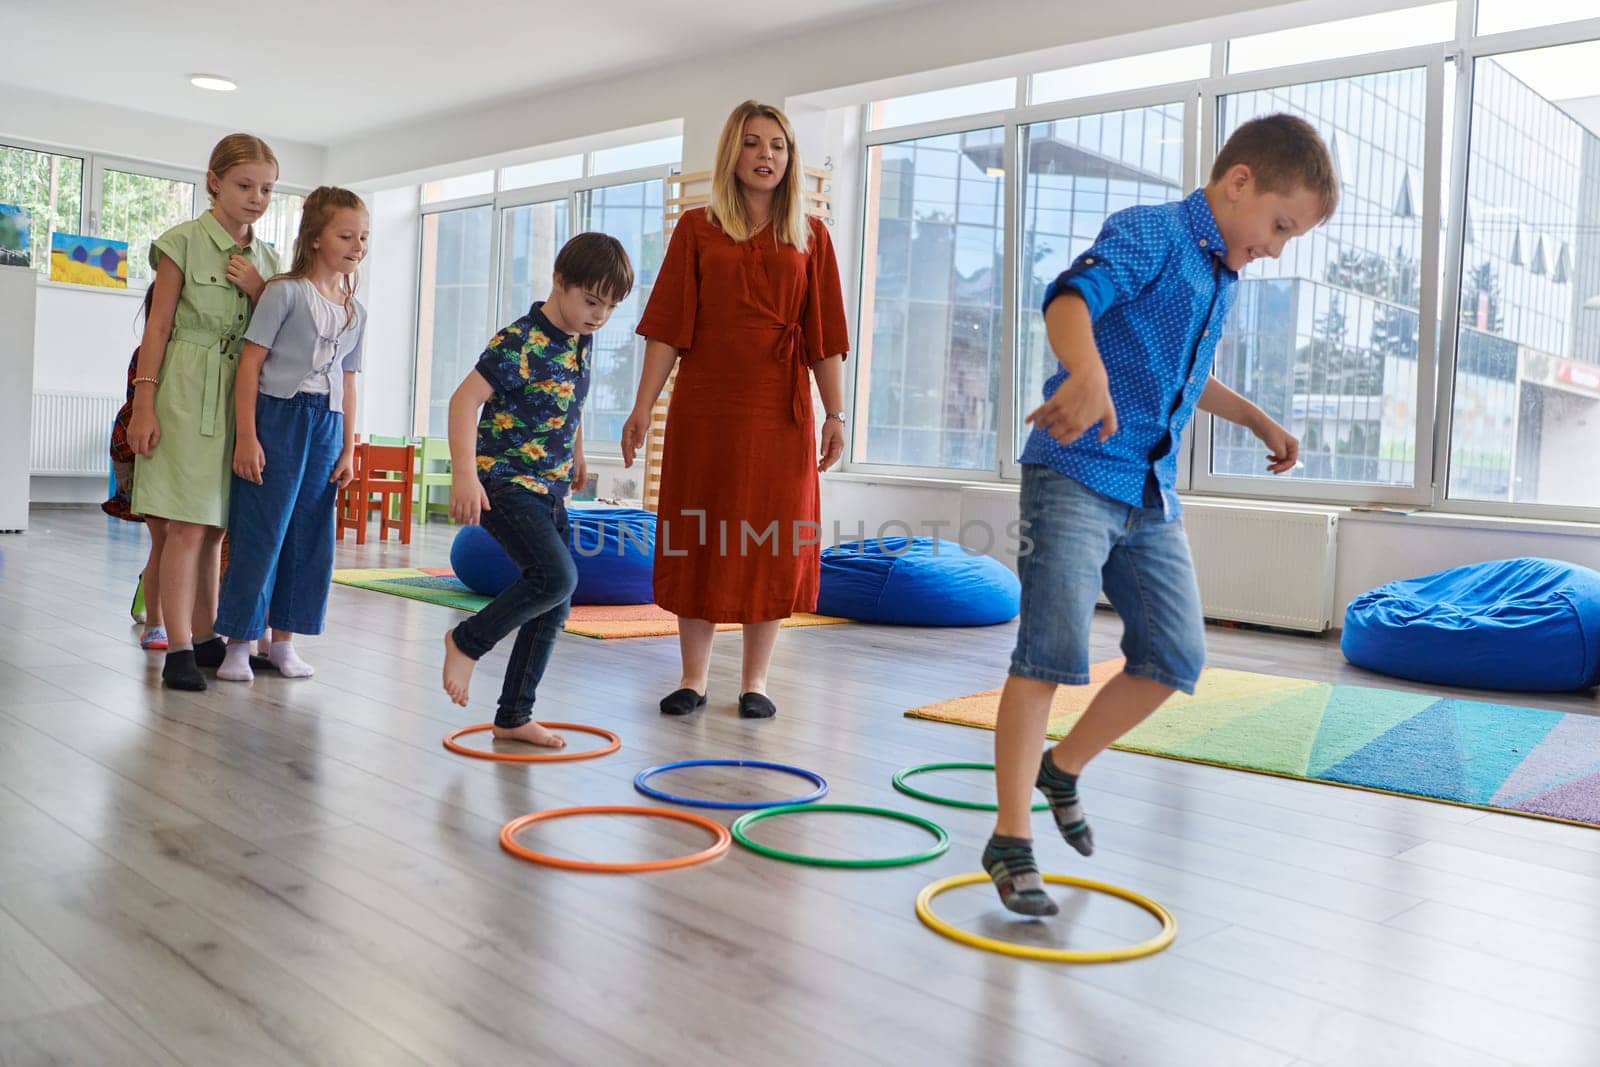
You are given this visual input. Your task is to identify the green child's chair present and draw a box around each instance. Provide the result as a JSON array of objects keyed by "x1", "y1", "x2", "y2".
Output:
[{"x1": 415, "y1": 437, "x2": 453, "y2": 523}]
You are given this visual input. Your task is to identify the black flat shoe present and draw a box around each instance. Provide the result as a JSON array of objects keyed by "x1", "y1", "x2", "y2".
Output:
[
  {"x1": 738, "y1": 692, "x2": 777, "y2": 719},
  {"x1": 660, "y1": 688, "x2": 707, "y2": 716}
]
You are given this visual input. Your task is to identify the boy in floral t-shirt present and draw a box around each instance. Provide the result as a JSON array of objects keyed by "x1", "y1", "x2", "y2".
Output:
[{"x1": 440, "y1": 233, "x2": 634, "y2": 745}]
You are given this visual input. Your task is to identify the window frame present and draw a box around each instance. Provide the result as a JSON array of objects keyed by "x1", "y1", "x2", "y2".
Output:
[
  {"x1": 1187, "y1": 45, "x2": 1449, "y2": 507},
  {"x1": 842, "y1": 5, "x2": 1600, "y2": 522},
  {"x1": 412, "y1": 158, "x2": 676, "y2": 451},
  {"x1": 0, "y1": 134, "x2": 88, "y2": 279},
  {"x1": 1425, "y1": 11, "x2": 1600, "y2": 521}
]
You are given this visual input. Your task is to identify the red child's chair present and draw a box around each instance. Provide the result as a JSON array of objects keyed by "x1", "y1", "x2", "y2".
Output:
[{"x1": 337, "y1": 442, "x2": 415, "y2": 544}]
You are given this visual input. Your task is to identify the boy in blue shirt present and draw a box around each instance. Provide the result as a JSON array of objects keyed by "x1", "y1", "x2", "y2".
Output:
[
  {"x1": 440, "y1": 233, "x2": 632, "y2": 748},
  {"x1": 986, "y1": 114, "x2": 1340, "y2": 914}
]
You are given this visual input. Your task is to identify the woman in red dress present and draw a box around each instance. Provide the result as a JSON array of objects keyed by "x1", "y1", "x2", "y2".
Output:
[{"x1": 623, "y1": 100, "x2": 849, "y2": 719}]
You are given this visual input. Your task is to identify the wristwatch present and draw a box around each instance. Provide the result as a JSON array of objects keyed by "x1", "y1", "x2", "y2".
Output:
[{"x1": 825, "y1": 411, "x2": 848, "y2": 425}]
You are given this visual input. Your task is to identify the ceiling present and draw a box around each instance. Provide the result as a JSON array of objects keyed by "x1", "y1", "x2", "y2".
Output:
[{"x1": 0, "y1": 0, "x2": 932, "y2": 145}]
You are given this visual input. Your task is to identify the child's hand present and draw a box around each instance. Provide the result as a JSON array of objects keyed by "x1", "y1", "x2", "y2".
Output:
[
  {"x1": 329, "y1": 450, "x2": 355, "y2": 489},
  {"x1": 128, "y1": 406, "x2": 161, "y2": 456},
  {"x1": 818, "y1": 418, "x2": 844, "y2": 472},
  {"x1": 1253, "y1": 416, "x2": 1300, "y2": 474},
  {"x1": 233, "y1": 435, "x2": 266, "y2": 484},
  {"x1": 1025, "y1": 368, "x2": 1119, "y2": 446},
  {"x1": 451, "y1": 480, "x2": 491, "y2": 525},
  {"x1": 619, "y1": 408, "x2": 650, "y2": 468},
  {"x1": 227, "y1": 255, "x2": 265, "y2": 301}
]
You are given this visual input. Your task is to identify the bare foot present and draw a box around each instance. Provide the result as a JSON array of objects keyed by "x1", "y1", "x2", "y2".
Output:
[
  {"x1": 442, "y1": 629, "x2": 476, "y2": 707},
  {"x1": 491, "y1": 721, "x2": 567, "y2": 749}
]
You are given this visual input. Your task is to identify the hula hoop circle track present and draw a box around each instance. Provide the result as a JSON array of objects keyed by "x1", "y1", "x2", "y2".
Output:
[
  {"x1": 633, "y1": 758, "x2": 829, "y2": 810},
  {"x1": 730, "y1": 803, "x2": 950, "y2": 868},
  {"x1": 915, "y1": 871, "x2": 1177, "y2": 963},
  {"x1": 499, "y1": 805, "x2": 731, "y2": 872},
  {"x1": 443, "y1": 722, "x2": 621, "y2": 762},
  {"x1": 892, "y1": 761, "x2": 1049, "y2": 812}
]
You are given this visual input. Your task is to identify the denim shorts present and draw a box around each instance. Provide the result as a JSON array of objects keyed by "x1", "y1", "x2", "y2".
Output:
[{"x1": 1009, "y1": 464, "x2": 1206, "y2": 694}]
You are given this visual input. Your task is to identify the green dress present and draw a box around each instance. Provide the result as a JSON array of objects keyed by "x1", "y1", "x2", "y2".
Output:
[{"x1": 132, "y1": 211, "x2": 279, "y2": 526}]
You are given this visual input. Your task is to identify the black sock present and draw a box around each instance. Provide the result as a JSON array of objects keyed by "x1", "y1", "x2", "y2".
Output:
[
  {"x1": 982, "y1": 834, "x2": 1058, "y2": 916},
  {"x1": 162, "y1": 649, "x2": 206, "y2": 691},
  {"x1": 193, "y1": 636, "x2": 227, "y2": 669},
  {"x1": 1037, "y1": 752, "x2": 1094, "y2": 856}
]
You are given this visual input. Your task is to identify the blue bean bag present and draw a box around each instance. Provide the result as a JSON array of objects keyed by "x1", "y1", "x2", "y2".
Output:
[
  {"x1": 818, "y1": 537, "x2": 1019, "y2": 626},
  {"x1": 449, "y1": 506, "x2": 656, "y2": 605},
  {"x1": 1341, "y1": 557, "x2": 1600, "y2": 692}
]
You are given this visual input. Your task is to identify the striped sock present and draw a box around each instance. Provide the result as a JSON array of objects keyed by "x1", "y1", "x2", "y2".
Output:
[
  {"x1": 1037, "y1": 752, "x2": 1094, "y2": 856},
  {"x1": 982, "y1": 834, "x2": 1058, "y2": 916}
]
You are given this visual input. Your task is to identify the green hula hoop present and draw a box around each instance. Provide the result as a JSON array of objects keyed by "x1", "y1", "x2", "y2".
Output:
[
  {"x1": 730, "y1": 803, "x2": 950, "y2": 868},
  {"x1": 893, "y1": 761, "x2": 1049, "y2": 812}
]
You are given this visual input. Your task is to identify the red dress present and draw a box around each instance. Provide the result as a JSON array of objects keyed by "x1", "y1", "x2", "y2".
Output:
[{"x1": 636, "y1": 208, "x2": 849, "y2": 622}]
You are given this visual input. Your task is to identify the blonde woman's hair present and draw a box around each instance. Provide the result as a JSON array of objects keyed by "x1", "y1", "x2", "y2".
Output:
[
  {"x1": 707, "y1": 100, "x2": 809, "y2": 253},
  {"x1": 276, "y1": 186, "x2": 368, "y2": 329},
  {"x1": 205, "y1": 133, "x2": 278, "y2": 202}
]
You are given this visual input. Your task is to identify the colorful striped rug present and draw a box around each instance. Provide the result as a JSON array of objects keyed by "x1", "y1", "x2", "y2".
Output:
[
  {"x1": 331, "y1": 567, "x2": 849, "y2": 639},
  {"x1": 906, "y1": 660, "x2": 1600, "y2": 828}
]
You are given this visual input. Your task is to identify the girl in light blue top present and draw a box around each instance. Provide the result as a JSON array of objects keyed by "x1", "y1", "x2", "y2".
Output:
[{"x1": 215, "y1": 187, "x2": 369, "y2": 681}]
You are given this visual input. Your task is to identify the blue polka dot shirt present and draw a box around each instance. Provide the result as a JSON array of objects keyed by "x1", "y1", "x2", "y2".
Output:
[{"x1": 1020, "y1": 188, "x2": 1238, "y2": 516}]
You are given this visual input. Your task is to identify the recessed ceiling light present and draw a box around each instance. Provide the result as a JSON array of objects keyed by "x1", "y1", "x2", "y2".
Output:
[{"x1": 189, "y1": 74, "x2": 237, "y2": 92}]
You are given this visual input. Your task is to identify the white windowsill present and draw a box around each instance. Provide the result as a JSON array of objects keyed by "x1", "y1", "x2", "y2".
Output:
[
  {"x1": 822, "y1": 470, "x2": 1600, "y2": 535},
  {"x1": 36, "y1": 277, "x2": 147, "y2": 298}
]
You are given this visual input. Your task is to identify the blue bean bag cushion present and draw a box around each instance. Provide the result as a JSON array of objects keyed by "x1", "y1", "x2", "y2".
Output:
[
  {"x1": 449, "y1": 506, "x2": 656, "y2": 605},
  {"x1": 818, "y1": 537, "x2": 1020, "y2": 626},
  {"x1": 1341, "y1": 557, "x2": 1600, "y2": 692}
]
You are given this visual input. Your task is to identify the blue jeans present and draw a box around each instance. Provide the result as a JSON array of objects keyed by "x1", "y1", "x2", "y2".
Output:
[
  {"x1": 1009, "y1": 464, "x2": 1206, "y2": 694},
  {"x1": 216, "y1": 393, "x2": 343, "y2": 639},
  {"x1": 451, "y1": 481, "x2": 577, "y2": 728}
]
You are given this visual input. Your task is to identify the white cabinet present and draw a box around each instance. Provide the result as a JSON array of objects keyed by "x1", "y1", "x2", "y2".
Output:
[{"x1": 0, "y1": 266, "x2": 37, "y2": 531}]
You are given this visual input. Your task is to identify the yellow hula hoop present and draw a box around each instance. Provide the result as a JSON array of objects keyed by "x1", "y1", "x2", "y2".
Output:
[{"x1": 915, "y1": 871, "x2": 1177, "y2": 963}]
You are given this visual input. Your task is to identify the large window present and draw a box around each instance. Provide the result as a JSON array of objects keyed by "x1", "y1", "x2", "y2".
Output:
[
  {"x1": 1207, "y1": 68, "x2": 1430, "y2": 489},
  {"x1": 1447, "y1": 39, "x2": 1600, "y2": 507},
  {"x1": 0, "y1": 142, "x2": 84, "y2": 274},
  {"x1": 857, "y1": 128, "x2": 1006, "y2": 470},
  {"x1": 500, "y1": 199, "x2": 570, "y2": 321},
  {"x1": 96, "y1": 165, "x2": 195, "y2": 284},
  {"x1": 417, "y1": 206, "x2": 493, "y2": 436},
  {"x1": 412, "y1": 133, "x2": 681, "y2": 446},
  {"x1": 581, "y1": 180, "x2": 665, "y2": 443},
  {"x1": 1017, "y1": 103, "x2": 1188, "y2": 457},
  {"x1": 844, "y1": 1, "x2": 1600, "y2": 517}
]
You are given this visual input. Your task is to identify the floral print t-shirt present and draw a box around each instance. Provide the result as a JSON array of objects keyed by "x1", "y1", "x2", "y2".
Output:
[{"x1": 473, "y1": 301, "x2": 591, "y2": 497}]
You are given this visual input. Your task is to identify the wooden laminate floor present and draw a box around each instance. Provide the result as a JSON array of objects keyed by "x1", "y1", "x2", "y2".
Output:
[{"x1": 2, "y1": 506, "x2": 1598, "y2": 1067}]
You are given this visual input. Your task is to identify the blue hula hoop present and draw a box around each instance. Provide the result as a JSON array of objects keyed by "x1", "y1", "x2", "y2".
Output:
[{"x1": 633, "y1": 759, "x2": 829, "y2": 810}]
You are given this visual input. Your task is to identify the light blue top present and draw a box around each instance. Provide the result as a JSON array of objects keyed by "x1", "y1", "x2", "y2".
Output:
[{"x1": 243, "y1": 277, "x2": 367, "y2": 411}]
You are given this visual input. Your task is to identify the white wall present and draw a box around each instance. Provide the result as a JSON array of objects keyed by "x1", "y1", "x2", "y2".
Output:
[
  {"x1": 324, "y1": 0, "x2": 1299, "y2": 185},
  {"x1": 27, "y1": 282, "x2": 145, "y2": 503},
  {"x1": 3, "y1": 84, "x2": 325, "y2": 185},
  {"x1": 354, "y1": 185, "x2": 421, "y2": 438}
]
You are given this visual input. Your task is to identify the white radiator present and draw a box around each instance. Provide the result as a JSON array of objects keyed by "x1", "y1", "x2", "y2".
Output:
[
  {"x1": 30, "y1": 391, "x2": 122, "y2": 476},
  {"x1": 1182, "y1": 500, "x2": 1339, "y2": 632}
]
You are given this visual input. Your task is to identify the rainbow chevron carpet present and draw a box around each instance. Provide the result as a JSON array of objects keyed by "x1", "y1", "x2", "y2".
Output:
[{"x1": 906, "y1": 660, "x2": 1600, "y2": 827}]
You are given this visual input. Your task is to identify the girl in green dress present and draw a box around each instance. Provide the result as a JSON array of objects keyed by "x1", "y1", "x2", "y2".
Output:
[{"x1": 128, "y1": 134, "x2": 281, "y2": 690}]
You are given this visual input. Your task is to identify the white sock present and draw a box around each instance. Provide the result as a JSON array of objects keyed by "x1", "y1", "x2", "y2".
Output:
[
  {"x1": 269, "y1": 641, "x2": 314, "y2": 678},
  {"x1": 217, "y1": 640, "x2": 254, "y2": 682}
]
